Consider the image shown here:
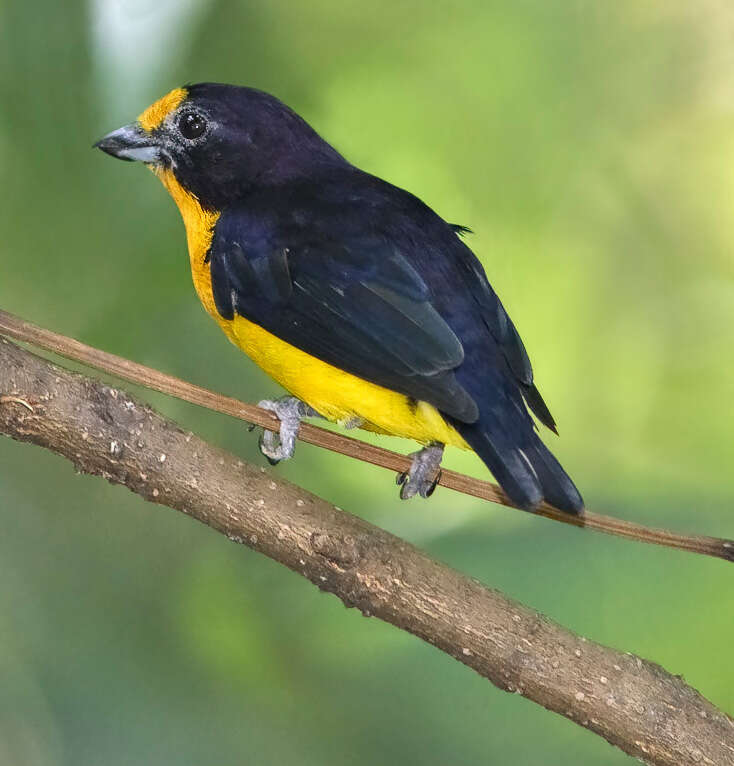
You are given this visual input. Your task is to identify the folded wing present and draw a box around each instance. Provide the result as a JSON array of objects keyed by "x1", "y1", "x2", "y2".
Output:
[{"x1": 208, "y1": 211, "x2": 479, "y2": 423}]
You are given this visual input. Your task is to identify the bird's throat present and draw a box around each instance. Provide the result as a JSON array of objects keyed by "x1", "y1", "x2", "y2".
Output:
[{"x1": 154, "y1": 167, "x2": 220, "y2": 318}]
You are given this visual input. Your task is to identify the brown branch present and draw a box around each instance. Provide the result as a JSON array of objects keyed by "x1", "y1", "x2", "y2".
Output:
[
  {"x1": 1, "y1": 337, "x2": 733, "y2": 765},
  {"x1": 0, "y1": 308, "x2": 731, "y2": 564}
]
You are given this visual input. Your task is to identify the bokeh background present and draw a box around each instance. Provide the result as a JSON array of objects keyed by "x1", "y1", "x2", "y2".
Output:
[{"x1": 1, "y1": 1, "x2": 733, "y2": 763}]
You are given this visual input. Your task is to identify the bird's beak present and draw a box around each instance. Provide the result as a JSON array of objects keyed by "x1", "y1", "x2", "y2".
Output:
[{"x1": 94, "y1": 122, "x2": 161, "y2": 163}]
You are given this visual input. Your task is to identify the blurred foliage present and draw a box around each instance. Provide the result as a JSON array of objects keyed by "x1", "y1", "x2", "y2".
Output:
[{"x1": 0, "y1": 0, "x2": 733, "y2": 763}]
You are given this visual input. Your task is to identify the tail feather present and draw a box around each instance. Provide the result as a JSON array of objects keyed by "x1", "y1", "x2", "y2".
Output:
[
  {"x1": 458, "y1": 421, "x2": 584, "y2": 515},
  {"x1": 523, "y1": 440, "x2": 584, "y2": 514},
  {"x1": 521, "y1": 383, "x2": 557, "y2": 434},
  {"x1": 475, "y1": 434, "x2": 543, "y2": 510}
]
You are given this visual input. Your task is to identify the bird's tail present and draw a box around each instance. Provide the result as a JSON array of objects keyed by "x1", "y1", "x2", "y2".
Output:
[{"x1": 458, "y1": 421, "x2": 584, "y2": 514}]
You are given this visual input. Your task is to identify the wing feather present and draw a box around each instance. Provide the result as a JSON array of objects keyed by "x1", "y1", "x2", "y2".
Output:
[
  {"x1": 457, "y1": 248, "x2": 557, "y2": 431},
  {"x1": 209, "y1": 212, "x2": 479, "y2": 423}
]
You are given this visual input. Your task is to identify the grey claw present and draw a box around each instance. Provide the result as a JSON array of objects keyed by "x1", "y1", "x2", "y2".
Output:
[
  {"x1": 400, "y1": 480, "x2": 418, "y2": 501},
  {"x1": 258, "y1": 433, "x2": 282, "y2": 465},
  {"x1": 397, "y1": 443, "x2": 444, "y2": 501},
  {"x1": 254, "y1": 396, "x2": 322, "y2": 464},
  {"x1": 424, "y1": 469, "x2": 442, "y2": 498}
]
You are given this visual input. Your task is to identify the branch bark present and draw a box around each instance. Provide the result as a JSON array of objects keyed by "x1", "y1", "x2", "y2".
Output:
[
  {"x1": 1, "y1": 336, "x2": 732, "y2": 766},
  {"x1": 1, "y1": 308, "x2": 731, "y2": 563}
]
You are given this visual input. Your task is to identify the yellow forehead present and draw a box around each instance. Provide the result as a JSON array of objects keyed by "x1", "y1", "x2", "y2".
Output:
[{"x1": 138, "y1": 87, "x2": 188, "y2": 132}]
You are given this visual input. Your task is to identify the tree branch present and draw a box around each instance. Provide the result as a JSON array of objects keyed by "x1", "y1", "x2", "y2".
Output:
[
  {"x1": 0, "y1": 309, "x2": 731, "y2": 564},
  {"x1": 0, "y1": 337, "x2": 732, "y2": 765}
]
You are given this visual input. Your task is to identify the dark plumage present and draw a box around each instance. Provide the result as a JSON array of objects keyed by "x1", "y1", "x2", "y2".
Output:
[
  {"x1": 97, "y1": 82, "x2": 584, "y2": 513},
  {"x1": 192, "y1": 84, "x2": 582, "y2": 512}
]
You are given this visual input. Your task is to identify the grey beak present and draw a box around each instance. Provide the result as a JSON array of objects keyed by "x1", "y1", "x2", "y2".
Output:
[{"x1": 94, "y1": 122, "x2": 161, "y2": 163}]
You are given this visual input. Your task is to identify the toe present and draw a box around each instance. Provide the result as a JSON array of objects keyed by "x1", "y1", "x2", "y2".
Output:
[
  {"x1": 253, "y1": 397, "x2": 306, "y2": 463},
  {"x1": 258, "y1": 430, "x2": 284, "y2": 463},
  {"x1": 399, "y1": 480, "x2": 419, "y2": 500},
  {"x1": 421, "y1": 470, "x2": 442, "y2": 498}
]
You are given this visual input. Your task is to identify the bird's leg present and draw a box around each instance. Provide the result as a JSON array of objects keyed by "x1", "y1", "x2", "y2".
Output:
[
  {"x1": 396, "y1": 442, "x2": 444, "y2": 499},
  {"x1": 256, "y1": 396, "x2": 322, "y2": 465}
]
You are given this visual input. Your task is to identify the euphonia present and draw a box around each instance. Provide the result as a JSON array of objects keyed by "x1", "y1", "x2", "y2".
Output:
[{"x1": 96, "y1": 83, "x2": 583, "y2": 513}]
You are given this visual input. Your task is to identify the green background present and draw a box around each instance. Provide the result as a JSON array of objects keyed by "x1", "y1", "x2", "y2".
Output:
[{"x1": 1, "y1": 1, "x2": 732, "y2": 763}]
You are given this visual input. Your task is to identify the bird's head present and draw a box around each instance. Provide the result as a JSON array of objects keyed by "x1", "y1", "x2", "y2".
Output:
[{"x1": 95, "y1": 83, "x2": 345, "y2": 210}]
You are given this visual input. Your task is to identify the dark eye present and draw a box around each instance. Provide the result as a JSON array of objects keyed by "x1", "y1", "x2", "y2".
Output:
[{"x1": 179, "y1": 112, "x2": 207, "y2": 139}]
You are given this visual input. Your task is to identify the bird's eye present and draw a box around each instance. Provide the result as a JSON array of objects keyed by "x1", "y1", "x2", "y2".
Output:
[{"x1": 178, "y1": 112, "x2": 207, "y2": 140}]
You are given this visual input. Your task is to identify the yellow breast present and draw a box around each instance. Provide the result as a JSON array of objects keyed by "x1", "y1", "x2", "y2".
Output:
[{"x1": 155, "y1": 167, "x2": 469, "y2": 449}]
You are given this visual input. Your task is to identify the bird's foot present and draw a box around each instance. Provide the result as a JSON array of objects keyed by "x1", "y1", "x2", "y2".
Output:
[
  {"x1": 256, "y1": 396, "x2": 321, "y2": 465},
  {"x1": 396, "y1": 443, "x2": 444, "y2": 499}
]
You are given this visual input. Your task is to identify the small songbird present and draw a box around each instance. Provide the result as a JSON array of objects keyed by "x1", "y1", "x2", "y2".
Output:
[{"x1": 95, "y1": 83, "x2": 583, "y2": 513}]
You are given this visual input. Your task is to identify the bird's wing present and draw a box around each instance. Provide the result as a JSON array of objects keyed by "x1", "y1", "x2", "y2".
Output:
[
  {"x1": 207, "y1": 208, "x2": 479, "y2": 423},
  {"x1": 453, "y1": 242, "x2": 558, "y2": 433}
]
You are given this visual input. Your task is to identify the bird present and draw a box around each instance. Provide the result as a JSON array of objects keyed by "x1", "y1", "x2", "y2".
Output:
[{"x1": 95, "y1": 83, "x2": 584, "y2": 514}]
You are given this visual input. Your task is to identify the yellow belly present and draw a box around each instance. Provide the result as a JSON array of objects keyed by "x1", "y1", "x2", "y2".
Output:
[
  {"x1": 225, "y1": 315, "x2": 468, "y2": 446},
  {"x1": 156, "y1": 167, "x2": 469, "y2": 449}
]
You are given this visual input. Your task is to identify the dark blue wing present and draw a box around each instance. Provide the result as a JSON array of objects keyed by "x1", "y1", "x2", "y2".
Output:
[
  {"x1": 208, "y1": 208, "x2": 479, "y2": 423},
  {"x1": 452, "y1": 242, "x2": 558, "y2": 432}
]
